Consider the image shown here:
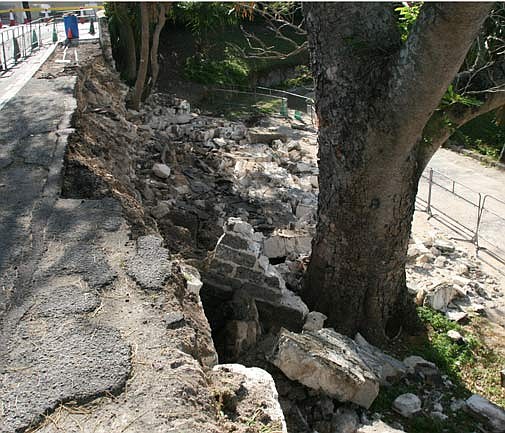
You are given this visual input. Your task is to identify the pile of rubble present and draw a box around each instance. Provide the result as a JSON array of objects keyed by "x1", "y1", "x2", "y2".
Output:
[
  {"x1": 122, "y1": 91, "x2": 505, "y2": 433},
  {"x1": 406, "y1": 234, "x2": 503, "y2": 321}
]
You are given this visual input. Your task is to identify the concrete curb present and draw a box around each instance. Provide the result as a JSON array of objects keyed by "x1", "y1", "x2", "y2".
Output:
[{"x1": 445, "y1": 144, "x2": 505, "y2": 172}]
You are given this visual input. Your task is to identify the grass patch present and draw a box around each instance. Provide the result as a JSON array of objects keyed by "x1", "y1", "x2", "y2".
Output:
[
  {"x1": 414, "y1": 307, "x2": 479, "y2": 377},
  {"x1": 371, "y1": 307, "x2": 505, "y2": 432}
]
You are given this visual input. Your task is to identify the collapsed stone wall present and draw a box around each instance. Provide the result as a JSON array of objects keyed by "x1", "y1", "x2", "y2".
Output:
[
  {"x1": 204, "y1": 217, "x2": 308, "y2": 334},
  {"x1": 48, "y1": 38, "x2": 505, "y2": 433}
]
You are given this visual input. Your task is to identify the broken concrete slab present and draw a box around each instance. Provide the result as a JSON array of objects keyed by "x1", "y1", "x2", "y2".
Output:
[
  {"x1": 270, "y1": 328, "x2": 380, "y2": 408},
  {"x1": 354, "y1": 333, "x2": 407, "y2": 385},
  {"x1": 127, "y1": 235, "x2": 172, "y2": 290}
]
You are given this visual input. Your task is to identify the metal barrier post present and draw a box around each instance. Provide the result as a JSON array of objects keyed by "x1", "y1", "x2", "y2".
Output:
[
  {"x1": 21, "y1": 26, "x2": 26, "y2": 58},
  {"x1": 426, "y1": 168, "x2": 433, "y2": 216},
  {"x1": 1, "y1": 32, "x2": 7, "y2": 72},
  {"x1": 473, "y1": 194, "x2": 483, "y2": 250}
]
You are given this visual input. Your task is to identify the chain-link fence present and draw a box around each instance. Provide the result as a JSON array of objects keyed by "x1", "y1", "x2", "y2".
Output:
[
  {"x1": 417, "y1": 167, "x2": 505, "y2": 262},
  {"x1": 208, "y1": 84, "x2": 316, "y2": 125}
]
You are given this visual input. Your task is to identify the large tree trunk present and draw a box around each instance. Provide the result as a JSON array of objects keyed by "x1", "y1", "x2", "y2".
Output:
[
  {"x1": 115, "y1": 3, "x2": 137, "y2": 83},
  {"x1": 130, "y1": 2, "x2": 150, "y2": 111},
  {"x1": 302, "y1": 2, "x2": 491, "y2": 344},
  {"x1": 150, "y1": 4, "x2": 168, "y2": 90}
]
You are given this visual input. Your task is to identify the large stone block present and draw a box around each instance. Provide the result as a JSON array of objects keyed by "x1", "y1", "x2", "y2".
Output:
[
  {"x1": 212, "y1": 364, "x2": 287, "y2": 433},
  {"x1": 215, "y1": 245, "x2": 257, "y2": 268},
  {"x1": 466, "y1": 394, "x2": 505, "y2": 432},
  {"x1": 221, "y1": 234, "x2": 251, "y2": 251},
  {"x1": 270, "y1": 328, "x2": 380, "y2": 408}
]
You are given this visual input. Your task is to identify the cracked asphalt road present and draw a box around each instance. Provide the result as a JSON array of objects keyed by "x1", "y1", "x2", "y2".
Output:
[{"x1": 0, "y1": 73, "x2": 131, "y2": 432}]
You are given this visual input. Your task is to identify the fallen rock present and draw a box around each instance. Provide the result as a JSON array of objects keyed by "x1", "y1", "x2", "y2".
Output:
[
  {"x1": 355, "y1": 333, "x2": 407, "y2": 385},
  {"x1": 455, "y1": 263, "x2": 469, "y2": 275},
  {"x1": 270, "y1": 328, "x2": 380, "y2": 408},
  {"x1": 213, "y1": 137, "x2": 227, "y2": 147},
  {"x1": 445, "y1": 310, "x2": 468, "y2": 323},
  {"x1": 152, "y1": 163, "x2": 171, "y2": 179},
  {"x1": 212, "y1": 364, "x2": 288, "y2": 433},
  {"x1": 416, "y1": 253, "x2": 433, "y2": 265},
  {"x1": 447, "y1": 329, "x2": 464, "y2": 343},
  {"x1": 433, "y1": 239, "x2": 455, "y2": 253},
  {"x1": 424, "y1": 282, "x2": 459, "y2": 311},
  {"x1": 332, "y1": 407, "x2": 360, "y2": 433},
  {"x1": 151, "y1": 202, "x2": 170, "y2": 219},
  {"x1": 403, "y1": 355, "x2": 436, "y2": 372},
  {"x1": 392, "y1": 393, "x2": 422, "y2": 417},
  {"x1": 450, "y1": 399, "x2": 466, "y2": 412},
  {"x1": 357, "y1": 420, "x2": 405, "y2": 432},
  {"x1": 403, "y1": 355, "x2": 441, "y2": 385},
  {"x1": 431, "y1": 411, "x2": 448, "y2": 421},
  {"x1": 303, "y1": 311, "x2": 327, "y2": 331},
  {"x1": 248, "y1": 127, "x2": 288, "y2": 144},
  {"x1": 180, "y1": 263, "x2": 203, "y2": 295},
  {"x1": 465, "y1": 394, "x2": 505, "y2": 432}
]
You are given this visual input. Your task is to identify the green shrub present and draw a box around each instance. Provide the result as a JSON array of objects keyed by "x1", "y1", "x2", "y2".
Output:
[{"x1": 184, "y1": 54, "x2": 250, "y2": 85}]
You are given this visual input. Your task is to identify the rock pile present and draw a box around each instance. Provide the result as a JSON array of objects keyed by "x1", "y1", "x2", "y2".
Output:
[{"x1": 406, "y1": 234, "x2": 503, "y2": 320}]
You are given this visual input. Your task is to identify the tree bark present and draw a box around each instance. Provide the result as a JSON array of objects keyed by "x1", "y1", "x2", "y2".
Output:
[
  {"x1": 302, "y1": 2, "x2": 492, "y2": 344},
  {"x1": 130, "y1": 2, "x2": 150, "y2": 110},
  {"x1": 150, "y1": 4, "x2": 168, "y2": 91},
  {"x1": 115, "y1": 3, "x2": 137, "y2": 83}
]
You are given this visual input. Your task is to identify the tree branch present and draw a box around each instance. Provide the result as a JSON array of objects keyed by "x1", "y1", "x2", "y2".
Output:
[
  {"x1": 417, "y1": 91, "x2": 505, "y2": 169},
  {"x1": 390, "y1": 3, "x2": 492, "y2": 145},
  {"x1": 236, "y1": 2, "x2": 308, "y2": 60}
]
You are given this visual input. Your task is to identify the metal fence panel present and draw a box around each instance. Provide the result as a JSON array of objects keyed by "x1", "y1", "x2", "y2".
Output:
[
  {"x1": 417, "y1": 167, "x2": 504, "y2": 263},
  {"x1": 478, "y1": 195, "x2": 505, "y2": 258}
]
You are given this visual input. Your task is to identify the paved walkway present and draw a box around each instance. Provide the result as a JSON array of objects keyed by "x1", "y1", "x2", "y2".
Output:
[
  {"x1": 0, "y1": 53, "x2": 131, "y2": 433},
  {"x1": 0, "y1": 21, "x2": 99, "y2": 111},
  {"x1": 418, "y1": 149, "x2": 505, "y2": 264},
  {"x1": 429, "y1": 148, "x2": 505, "y2": 202}
]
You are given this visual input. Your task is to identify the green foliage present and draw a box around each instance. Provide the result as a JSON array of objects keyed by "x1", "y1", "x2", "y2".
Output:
[
  {"x1": 278, "y1": 65, "x2": 313, "y2": 89},
  {"x1": 452, "y1": 110, "x2": 505, "y2": 160},
  {"x1": 184, "y1": 50, "x2": 250, "y2": 85},
  {"x1": 441, "y1": 85, "x2": 483, "y2": 108},
  {"x1": 170, "y1": 2, "x2": 238, "y2": 38},
  {"x1": 395, "y1": 3, "x2": 422, "y2": 41},
  {"x1": 416, "y1": 307, "x2": 479, "y2": 375}
]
